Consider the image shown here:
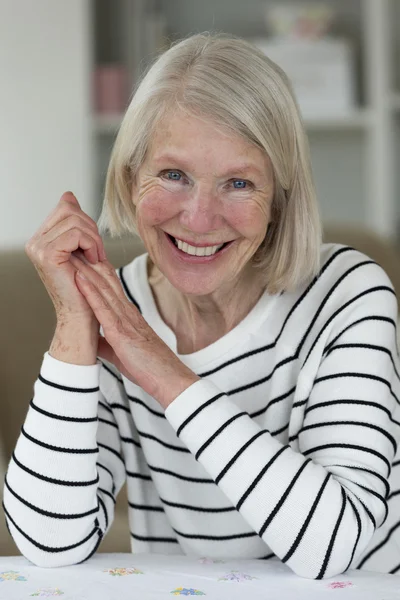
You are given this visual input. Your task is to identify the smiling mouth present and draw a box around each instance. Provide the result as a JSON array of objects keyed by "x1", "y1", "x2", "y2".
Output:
[{"x1": 167, "y1": 234, "x2": 230, "y2": 256}]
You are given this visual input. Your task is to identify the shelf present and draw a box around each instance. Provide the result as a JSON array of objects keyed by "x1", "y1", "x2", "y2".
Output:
[
  {"x1": 93, "y1": 110, "x2": 373, "y2": 136},
  {"x1": 90, "y1": 0, "x2": 400, "y2": 243}
]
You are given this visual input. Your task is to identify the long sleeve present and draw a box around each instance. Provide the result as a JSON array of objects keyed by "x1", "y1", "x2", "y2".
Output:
[
  {"x1": 2, "y1": 352, "x2": 126, "y2": 567},
  {"x1": 165, "y1": 263, "x2": 400, "y2": 579}
]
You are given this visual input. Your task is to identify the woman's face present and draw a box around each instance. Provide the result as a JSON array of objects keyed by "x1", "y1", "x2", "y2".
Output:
[{"x1": 132, "y1": 109, "x2": 274, "y2": 297}]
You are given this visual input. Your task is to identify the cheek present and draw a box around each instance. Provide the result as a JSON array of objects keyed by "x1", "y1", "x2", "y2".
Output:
[
  {"x1": 225, "y1": 201, "x2": 271, "y2": 236},
  {"x1": 136, "y1": 189, "x2": 179, "y2": 226}
]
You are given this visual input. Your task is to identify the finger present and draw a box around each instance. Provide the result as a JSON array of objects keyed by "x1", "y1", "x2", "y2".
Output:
[
  {"x1": 60, "y1": 194, "x2": 102, "y2": 239},
  {"x1": 62, "y1": 191, "x2": 80, "y2": 205},
  {"x1": 35, "y1": 192, "x2": 101, "y2": 240},
  {"x1": 60, "y1": 193, "x2": 104, "y2": 242},
  {"x1": 70, "y1": 252, "x2": 126, "y2": 299},
  {"x1": 45, "y1": 228, "x2": 102, "y2": 265},
  {"x1": 75, "y1": 270, "x2": 122, "y2": 333},
  {"x1": 26, "y1": 193, "x2": 106, "y2": 263},
  {"x1": 42, "y1": 216, "x2": 105, "y2": 263}
]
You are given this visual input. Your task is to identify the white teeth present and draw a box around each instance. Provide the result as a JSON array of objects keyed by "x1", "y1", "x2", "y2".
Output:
[{"x1": 175, "y1": 237, "x2": 224, "y2": 256}]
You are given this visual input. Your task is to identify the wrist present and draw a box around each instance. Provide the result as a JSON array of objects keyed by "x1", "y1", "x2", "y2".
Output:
[
  {"x1": 157, "y1": 371, "x2": 200, "y2": 409},
  {"x1": 50, "y1": 320, "x2": 99, "y2": 366},
  {"x1": 56, "y1": 312, "x2": 98, "y2": 329}
]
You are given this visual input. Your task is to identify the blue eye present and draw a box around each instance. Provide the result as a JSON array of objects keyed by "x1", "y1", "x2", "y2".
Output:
[
  {"x1": 232, "y1": 180, "x2": 247, "y2": 189},
  {"x1": 166, "y1": 171, "x2": 182, "y2": 181}
]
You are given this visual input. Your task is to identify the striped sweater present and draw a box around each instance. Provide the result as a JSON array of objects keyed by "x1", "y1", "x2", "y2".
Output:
[{"x1": 3, "y1": 244, "x2": 400, "y2": 579}]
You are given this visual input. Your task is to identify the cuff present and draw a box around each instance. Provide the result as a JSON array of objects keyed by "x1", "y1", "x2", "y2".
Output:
[
  {"x1": 165, "y1": 378, "x2": 223, "y2": 432},
  {"x1": 41, "y1": 351, "x2": 102, "y2": 389}
]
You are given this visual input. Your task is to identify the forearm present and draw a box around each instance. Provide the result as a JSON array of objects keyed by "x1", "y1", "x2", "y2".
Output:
[
  {"x1": 165, "y1": 379, "x2": 382, "y2": 579},
  {"x1": 2, "y1": 352, "x2": 123, "y2": 567},
  {"x1": 49, "y1": 319, "x2": 99, "y2": 365}
]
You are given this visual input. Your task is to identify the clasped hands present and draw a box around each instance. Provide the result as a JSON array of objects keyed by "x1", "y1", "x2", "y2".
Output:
[{"x1": 70, "y1": 252, "x2": 200, "y2": 409}]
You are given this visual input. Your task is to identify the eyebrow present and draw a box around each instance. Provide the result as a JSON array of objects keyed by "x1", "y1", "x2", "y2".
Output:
[{"x1": 152, "y1": 153, "x2": 265, "y2": 178}]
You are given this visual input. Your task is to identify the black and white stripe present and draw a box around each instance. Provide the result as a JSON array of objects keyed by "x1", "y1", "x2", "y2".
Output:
[{"x1": 3, "y1": 244, "x2": 400, "y2": 576}]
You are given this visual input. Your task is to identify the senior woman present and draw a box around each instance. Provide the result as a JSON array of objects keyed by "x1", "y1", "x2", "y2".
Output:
[{"x1": 3, "y1": 33, "x2": 400, "y2": 580}]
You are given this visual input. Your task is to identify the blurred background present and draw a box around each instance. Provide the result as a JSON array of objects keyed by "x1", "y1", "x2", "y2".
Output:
[
  {"x1": 1, "y1": 0, "x2": 400, "y2": 556},
  {"x1": 1, "y1": 0, "x2": 400, "y2": 249}
]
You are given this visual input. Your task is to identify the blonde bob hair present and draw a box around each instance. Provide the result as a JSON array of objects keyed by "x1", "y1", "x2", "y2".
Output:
[{"x1": 97, "y1": 32, "x2": 322, "y2": 294}]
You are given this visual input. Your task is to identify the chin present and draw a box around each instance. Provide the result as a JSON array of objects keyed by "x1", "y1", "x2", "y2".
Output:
[{"x1": 163, "y1": 267, "x2": 226, "y2": 297}]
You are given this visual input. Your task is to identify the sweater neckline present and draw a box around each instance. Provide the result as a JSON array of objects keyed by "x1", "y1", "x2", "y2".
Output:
[{"x1": 134, "y1": 253, "x2": 278, "y2": 370}]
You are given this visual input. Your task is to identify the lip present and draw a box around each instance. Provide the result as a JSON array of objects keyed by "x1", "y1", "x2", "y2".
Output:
[
  {"x1": 165, "y1": 233, "x2": 230, "y2": 248},
  {"x1": 163, "y1": 231, "x2": 235, "y2": 263}
]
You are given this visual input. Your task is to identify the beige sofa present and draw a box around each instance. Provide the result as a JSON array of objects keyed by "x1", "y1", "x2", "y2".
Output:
[{"x1": 0, "y1": 226, "x2": 399, "y2": 557}]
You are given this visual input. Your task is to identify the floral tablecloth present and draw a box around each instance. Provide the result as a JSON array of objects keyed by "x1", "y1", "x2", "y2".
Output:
[{"x1": 0, "y1": 553, "x2": 398, "y2": 599}]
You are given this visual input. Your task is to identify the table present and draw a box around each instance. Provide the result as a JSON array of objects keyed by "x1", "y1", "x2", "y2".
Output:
[{"x1": 0, "y1": 553, "x2": 398, "y2": 599}]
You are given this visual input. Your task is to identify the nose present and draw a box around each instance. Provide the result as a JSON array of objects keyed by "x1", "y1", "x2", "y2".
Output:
[{"x1": 179, "y1": 186, "x2": 223, "y2": 233}]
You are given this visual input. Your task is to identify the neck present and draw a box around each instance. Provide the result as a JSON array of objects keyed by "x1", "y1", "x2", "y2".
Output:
[{"x1": 147, "y1": 257, "x2": 265, "y2": 352}]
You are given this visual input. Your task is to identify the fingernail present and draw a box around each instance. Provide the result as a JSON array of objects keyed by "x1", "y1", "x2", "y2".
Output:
[{"x1": 76, "y1": 271, "x2": 87, "y2": 280}]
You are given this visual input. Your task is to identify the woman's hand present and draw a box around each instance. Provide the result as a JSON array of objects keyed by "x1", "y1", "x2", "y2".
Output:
[
  {"x1": 70, "y1": 253, "x2": 200, "y2": 407},
  {"x1": 25, "y1": 191, "x2": 107, "y2": 325}
]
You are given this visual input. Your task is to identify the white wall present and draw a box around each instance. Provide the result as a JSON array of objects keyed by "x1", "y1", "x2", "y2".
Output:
[{"x1": 0, "y1": 0, "x2": 93, "y2": 249}]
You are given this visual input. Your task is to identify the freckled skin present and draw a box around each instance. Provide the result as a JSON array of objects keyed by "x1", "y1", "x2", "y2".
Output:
[{"x1": 131, "y1": 110, "x2": 275, "y2": 352}]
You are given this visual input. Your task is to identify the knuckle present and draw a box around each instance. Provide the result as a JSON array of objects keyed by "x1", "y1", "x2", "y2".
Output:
[
  {"x1": 24, "y1": 240, "x2": 33, "y2": 256},
  {"x1": 27, "y1": 248, "x2": 45, "y2": 269},
  {"x1": 66, "y1": 214, "x2": 82, "y2": 229},
  {"x1": 66, "y1": 227, "x2": 82, "y2": 242},
  {"x1": 104, "y1": 264, "x2": 116, "y2": 278},
  {"x1": 60, "y1": 205, "x2": 77, "y2": 220},
  {"x1": 35, "y1": 247, "x2": 46, "y2": 265},
  {"x1": 58, "y1": 205, "x2": 75, "y2": 222},
  {"x1": 136, "y1": 320, "x2": 151, "y2": 340},
  {"x1": 60, "y1": 193, "x2": 75, "y2": 206}
]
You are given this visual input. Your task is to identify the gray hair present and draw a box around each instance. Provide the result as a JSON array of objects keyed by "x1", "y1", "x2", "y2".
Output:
[{"x1": 97, "y1": 32, "x2": 322, "y2": 293}]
